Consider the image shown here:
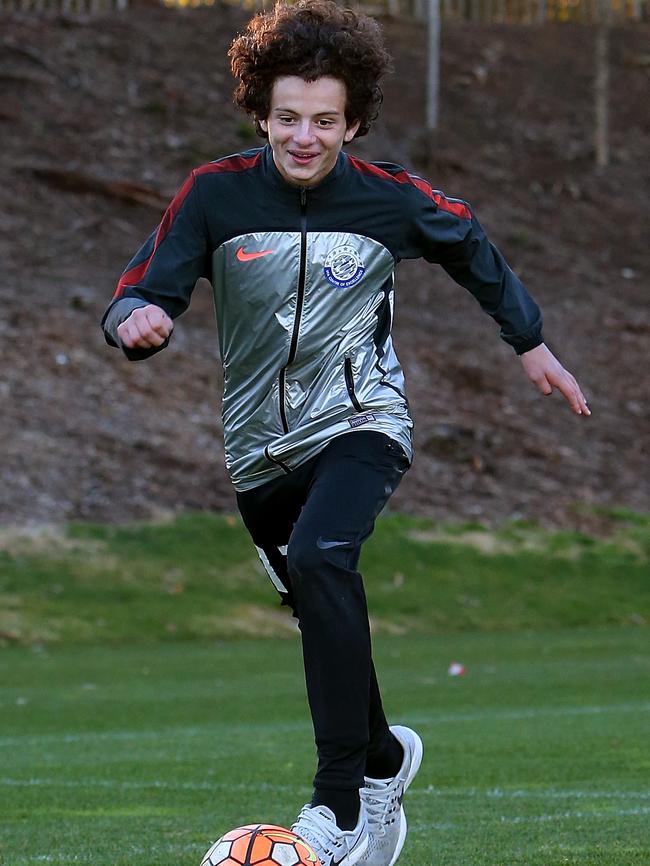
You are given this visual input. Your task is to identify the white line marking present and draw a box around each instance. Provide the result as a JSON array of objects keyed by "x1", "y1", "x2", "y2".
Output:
[
  {"x1": 0, "y1": 776, "x2": 298, "y2": 793},
  {"x1": 412, "y1": 805, "x2": 650, "y2": 831},
  {"x1": 412, "y1": 786, "x2": 650, "y2": 801},
  {"x1": 0, "y1": 726, "x2": 207, "y2": 748},
  {"x1": 24, "y1": 841, "x2": 206, "y2": 864},
  {"x1": 4, "y1": 777, "x2": 650, "y2": 811},
  {"x1": 408, "y1": 701, "x2": 650, "y2": 726}
]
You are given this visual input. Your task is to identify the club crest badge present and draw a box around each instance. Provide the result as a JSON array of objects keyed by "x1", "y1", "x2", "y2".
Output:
[{"x1": 323, "y1": 245, "x2": 366, "y2": 289}]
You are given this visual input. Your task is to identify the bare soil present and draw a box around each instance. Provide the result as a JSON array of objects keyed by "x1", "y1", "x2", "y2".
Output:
[{"x1": 1, "y1": 7, "x2": 648, "y2": 530}]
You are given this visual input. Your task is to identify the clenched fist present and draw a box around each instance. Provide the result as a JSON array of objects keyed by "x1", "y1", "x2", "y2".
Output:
[{"x1": 117, "y1": 304, "x2": 173, "y2": 350}]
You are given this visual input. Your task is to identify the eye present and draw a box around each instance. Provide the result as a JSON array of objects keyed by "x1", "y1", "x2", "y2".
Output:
[{"x1": 317, "y1": 119, "x2": 335, "y2": 128}]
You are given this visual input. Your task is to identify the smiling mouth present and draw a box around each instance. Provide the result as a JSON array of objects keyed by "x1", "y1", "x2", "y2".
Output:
[{"x1": 288, "y1": 150, "x2": 319, "y2": 163}]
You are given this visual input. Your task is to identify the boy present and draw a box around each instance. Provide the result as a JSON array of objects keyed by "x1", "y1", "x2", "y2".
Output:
[{"x1": 101, "y1": 3, "x2": 589, "y2": 865}]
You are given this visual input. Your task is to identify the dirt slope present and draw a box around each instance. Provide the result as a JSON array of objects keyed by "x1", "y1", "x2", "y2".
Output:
[{"x1": 1, "y1": 7, "x2": 648, "y2": 528}]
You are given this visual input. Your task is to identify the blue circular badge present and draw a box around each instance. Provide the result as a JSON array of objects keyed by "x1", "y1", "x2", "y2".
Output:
[{"x1": 323, "y1": 245, "x2": 366, "y2": 289}]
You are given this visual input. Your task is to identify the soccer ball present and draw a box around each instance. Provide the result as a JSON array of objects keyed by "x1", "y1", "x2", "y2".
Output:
[{"x1": 201, "y1": 824, "x2": 320, "y2": 866}]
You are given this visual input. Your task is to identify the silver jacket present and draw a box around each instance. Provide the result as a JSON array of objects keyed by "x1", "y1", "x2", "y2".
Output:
[{"x1": 102, "y1": 146, "x2": 543, "y2": 491}]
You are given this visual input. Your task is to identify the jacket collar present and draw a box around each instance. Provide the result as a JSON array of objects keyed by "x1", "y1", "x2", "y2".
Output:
[{"x1": 262, "y1": 144, "x2": 348, "y2": 198}]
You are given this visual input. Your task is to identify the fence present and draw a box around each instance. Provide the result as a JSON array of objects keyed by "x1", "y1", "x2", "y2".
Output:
[
  {"x1": 0, "y1": 0, "x2": 127, "y2": 11},
  {"x1": 0, "y1": 0, "x2": 646, "y2": 21},
  {"x1": 201, "y1": 0, "x2": 647, "y2": 21}
]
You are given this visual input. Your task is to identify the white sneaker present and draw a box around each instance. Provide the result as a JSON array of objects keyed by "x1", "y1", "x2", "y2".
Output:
[
  {"x1": 291, "y1": 803, "x2": 369, "y2": 866},
  {"x1": 358, "y1": 725, "x2": 423, "y2": 866}
]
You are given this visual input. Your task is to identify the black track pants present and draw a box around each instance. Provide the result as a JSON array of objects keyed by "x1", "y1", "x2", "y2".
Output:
[{"x1": 236, "y1": 431, "x2": 410, "y2": 793}]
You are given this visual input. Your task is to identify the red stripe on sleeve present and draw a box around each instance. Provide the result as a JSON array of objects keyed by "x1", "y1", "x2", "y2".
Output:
[
  {"x1": 348, "y1": 154, "x2": 396, "y2": 180},
  {"x1": 113, "y1": 151, "x2": 263, "y2": 298},
  {"x1": 115, "y1": 258, "x2": 151, "y2": 295},
  {"x1": 194, "y1": 151, "x2": 263, "y2": 177},
  {"x1": 113, "y1": 172, "x2": 196, "y2": 298},
  {"x1": 431, "y1": 193, "x2": 472, "y2": 221},
  {"x1": 347, "y1": 155, "x2": 472, "y2": 221}
]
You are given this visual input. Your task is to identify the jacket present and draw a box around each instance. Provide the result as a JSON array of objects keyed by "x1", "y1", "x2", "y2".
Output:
[{"x1": 101, "y1": 144, "x2": 543, "y2": 491}]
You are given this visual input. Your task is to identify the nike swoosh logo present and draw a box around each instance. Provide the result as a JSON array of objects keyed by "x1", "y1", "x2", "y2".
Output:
[
  {"x1": 316, "y1": 538, "x2": 350, "y2": 550},
  {"x1": 329, "y1": 841, "x2": 363, "y2": 866},
  {"x1": 236, "y1": 246, "x2": 275, "y2": 262}
]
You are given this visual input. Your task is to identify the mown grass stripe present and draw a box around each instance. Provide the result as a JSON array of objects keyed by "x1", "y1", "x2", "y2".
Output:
[{"x1": 2, "y1": 699, "x2": 648, "y2": 748}]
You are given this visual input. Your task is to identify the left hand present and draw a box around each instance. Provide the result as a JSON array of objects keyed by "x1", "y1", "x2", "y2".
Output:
[{"x1": 520, "y1": 343, "x2": 591, "y2": 416}]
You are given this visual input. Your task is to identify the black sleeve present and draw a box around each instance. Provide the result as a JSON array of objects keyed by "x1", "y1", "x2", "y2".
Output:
[
  {"x1": 100, "y1": 170, "x2": 210, "y2": 360},
  {"x1": 409, "y1": 184, "x2": 543, "y2": 355}
]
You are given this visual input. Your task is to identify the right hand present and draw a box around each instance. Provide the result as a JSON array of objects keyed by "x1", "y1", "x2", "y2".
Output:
[{"x1": 117, "y1": 304, "x2": 173, "y2": 349}]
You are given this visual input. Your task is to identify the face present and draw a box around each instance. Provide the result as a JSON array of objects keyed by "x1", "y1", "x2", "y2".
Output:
[{"x1": 259, "y1": 76, "x2": 360, "y2": 188}]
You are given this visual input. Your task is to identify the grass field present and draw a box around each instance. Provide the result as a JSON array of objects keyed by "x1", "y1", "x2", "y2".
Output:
[
  {"x1": 1, "y1": 628, "x2": 650, "y2": 866},
  {"x1": 1, "y1": 512, "x2": 649, "y2": 865}
]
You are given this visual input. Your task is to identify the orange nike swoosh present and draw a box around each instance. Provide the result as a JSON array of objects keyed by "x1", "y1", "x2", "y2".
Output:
[{"x1": 236, "y1": 246, "x2": 275, "y2": 262}]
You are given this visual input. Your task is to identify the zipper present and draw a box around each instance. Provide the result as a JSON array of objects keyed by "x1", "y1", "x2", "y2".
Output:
[
  {"x1": 278, "y1": 187, "x2": 308, "y2": 434},
  {"x1": 344, "y1": 355, "x2": 364, "y2": 412}
]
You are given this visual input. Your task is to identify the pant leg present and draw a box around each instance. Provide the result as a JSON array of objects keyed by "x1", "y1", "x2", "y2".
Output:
[
  {"x1": 285, "y1": 432, "x2": 410, "y2": 793},
  {"x1": 236, "y1": 452, "x2": 325, "y2": 614}
]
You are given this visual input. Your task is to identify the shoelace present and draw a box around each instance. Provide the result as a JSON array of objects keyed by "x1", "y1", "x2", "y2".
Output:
[
  {"x1": 360, "y1": 780, "x2": 400, "y2": 831},
  {"x1": 293, "y1": 806, "x2": 348, "y2": 856}
]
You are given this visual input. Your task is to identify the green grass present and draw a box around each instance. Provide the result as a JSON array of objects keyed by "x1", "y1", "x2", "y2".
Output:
[
  {"x1": 1, "y1": 628, "x2": 649, "y2": 865},
  {"x1": 1, "y1": 511, "x2": 649, "y2": 645},
  {"x1": 1, "y1": 512, "x2": 649, "y2": 863}
]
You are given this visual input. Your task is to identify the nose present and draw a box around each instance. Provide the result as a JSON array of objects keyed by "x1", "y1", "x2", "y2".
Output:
[{"x1": 292, "y1": 120, "x2": 317, "y2": 147}]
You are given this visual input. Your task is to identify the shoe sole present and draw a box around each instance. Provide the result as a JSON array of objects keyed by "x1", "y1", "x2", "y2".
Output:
[{"x1": 387, "y1": 811, "x2": 407, "y2": 866}]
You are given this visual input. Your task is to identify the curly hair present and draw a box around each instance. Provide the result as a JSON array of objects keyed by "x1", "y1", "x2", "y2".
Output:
[{"x1": 228, "y1": 0, "x2": 393, "y2": 139}]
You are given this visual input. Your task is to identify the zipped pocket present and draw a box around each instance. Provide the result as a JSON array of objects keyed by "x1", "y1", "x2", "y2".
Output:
[
  {"x1": 263, "y1": 444, "x2": 291, "y2": 474},
  {"x1": 344, "y1": 356, "x2": 363, "y2": 412}
]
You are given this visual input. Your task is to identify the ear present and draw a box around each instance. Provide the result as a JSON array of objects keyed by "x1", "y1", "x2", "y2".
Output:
[
  {"x1": 343, "y1": 120, "x2": 361, "y2": 143},
  {"x1": 259, "y1": 117, "x2": 268, "y2": 133}
]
